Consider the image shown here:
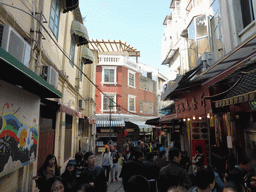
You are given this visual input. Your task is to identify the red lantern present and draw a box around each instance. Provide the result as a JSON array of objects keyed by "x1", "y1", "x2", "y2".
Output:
[
  {"x1": 124, "y1": 130, "x2": 128, "y2": 137},
  {"x1": 158, "y1": 131, "x2": 161, "y2": 135}
]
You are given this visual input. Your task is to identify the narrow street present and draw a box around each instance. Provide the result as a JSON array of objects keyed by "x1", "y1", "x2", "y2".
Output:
[{"x1": 95, "y1": 154, "x2": 124, "y2": 192}]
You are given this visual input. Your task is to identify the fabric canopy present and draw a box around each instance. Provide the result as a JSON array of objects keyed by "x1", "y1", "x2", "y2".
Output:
[
  {"x1": 71, "y1": 20, "x2": 89, "y2": 46},
  {"x1": 96, "y1": 120, "x2": 125, "y2": 127},
  {"x1": 82, "y1": 47, "x2": 93, "y2": 64}
]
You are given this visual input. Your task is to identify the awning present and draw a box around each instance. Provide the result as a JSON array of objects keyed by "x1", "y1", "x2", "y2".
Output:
[
  {"x1": 63, "y1": 0, "x2": 79, "y2": 13},
  {"x1": 145, "y1": 118, "x2": 160, "y2": 125},
  {"x1": 161, "y1": 65, "x2": 203, "y2": 100},
  {"x1": 59, "y1": 104, "x2": 83, "y2": 118},
  {"x1": 82, "y1": 47, "x2": 93, "y2": 64},
  {"x1": 125, "y1": 121, "x2": 152, "y2": 129},
  {"x1": 71, "y1": 20, "x2": 89, "y2": 46},
  {"x1": 211, "y1": 64, "x2": 256, "y2": 108},
  {"x1": 159, "y1": 113, "x2": 177, "y2": 122},
  {"x1": 195, "y1": 33, "x2": 256, "y2": 83},
  {"x1": 96, "y1": 120, "x2": 125, "y2": 127},
  {"x1": 0, "y1": 48, "x2": 62, "y2": 98},
  {"x1": 162, "y1": 48, "x2": 179, "y2": 65}
]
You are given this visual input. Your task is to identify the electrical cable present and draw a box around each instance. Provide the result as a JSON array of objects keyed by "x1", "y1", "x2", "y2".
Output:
[{"x1": 0, "y1": 2, "x2": 145, "y2": 116}]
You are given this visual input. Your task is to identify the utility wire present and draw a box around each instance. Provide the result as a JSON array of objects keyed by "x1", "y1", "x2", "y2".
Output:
[{"x1": 0, "y1": 2, "x2": 144, "y2": 116}]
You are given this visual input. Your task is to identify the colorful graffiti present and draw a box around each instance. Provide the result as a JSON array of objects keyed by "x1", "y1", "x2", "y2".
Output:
[{"x1": 0, "y1": 102, "x2": 38, "y2": 177}]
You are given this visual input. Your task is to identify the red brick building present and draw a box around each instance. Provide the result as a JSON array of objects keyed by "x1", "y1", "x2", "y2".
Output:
[{"x1": 89, "y1": 40, "x2": 157, "y2": 153}]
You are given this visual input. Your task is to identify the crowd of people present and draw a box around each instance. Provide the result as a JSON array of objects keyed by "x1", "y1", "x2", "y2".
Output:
[{"x1": 33, "y1": 139, "x2": 256, "y2": 192}]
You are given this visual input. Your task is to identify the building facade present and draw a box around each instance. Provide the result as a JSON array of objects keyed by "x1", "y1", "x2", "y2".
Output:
[
  {"x1": 0, "y1": 0, "x2": 96, "y2": 191},
  {"x1": 89, "y1": 39, "x2": 158, "y2": 153},
  {"x1": 161, "y1": 0, "x2": 256, "y2": 172}
]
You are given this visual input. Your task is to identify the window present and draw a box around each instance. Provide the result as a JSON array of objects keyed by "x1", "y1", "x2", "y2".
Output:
[
  {"x1": 209, "y1": 0, "x2": 223, "y2": 59},
  {"x1": 70, "y1": 37, "x2": 75, "y2": 66},
  {"x1": 128, "y1": 95, "x2": 136, "y2": 112},
  {"x1": 102, "y1": 67, "x2": 117, "y2": 84},
  {"x1": 103, "y1": 94, "x2": 116, "y2": 111},
  {"x1": 188, "y1": 15, "x2": 209, "y2": 68},
  {"x1": 128, "y1": 70, "x2": 136, "y2": 87},
  {"x1": 147, "y1": 72, "x2": 152, "y2": 79},
  {"x1": 240, "y1": 0, "x2": 255, "y2": 28},
  {"x1": 140, "y1": 100, "x2": 155, "y2": 115},
  {"x1": 49, "y1": 0, "x2": 60, "y2": 39}
]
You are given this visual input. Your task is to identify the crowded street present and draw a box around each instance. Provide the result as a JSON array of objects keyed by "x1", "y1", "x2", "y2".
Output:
[{"x1": 1, "y1": 0, "x2": 256, "y2": 191}]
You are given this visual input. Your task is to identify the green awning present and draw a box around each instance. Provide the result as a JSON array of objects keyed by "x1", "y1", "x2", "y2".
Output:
[
  {"x1": 0, "y1": 48, "x2": 62, "y2": 98},
  {"x1": 71, "y1": 20, "x2": 89, "y2": 46},
  {"x1": 63, "y1": 0, "x2": 79, "y2": 13},
  {"x1": 82, "y1": 47, "x2": 93, "y2": 64}
]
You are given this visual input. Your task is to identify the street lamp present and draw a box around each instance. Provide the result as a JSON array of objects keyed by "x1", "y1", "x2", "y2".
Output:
[{"x1": 109, "y1": 103, "x2": 121, "y2": 144}]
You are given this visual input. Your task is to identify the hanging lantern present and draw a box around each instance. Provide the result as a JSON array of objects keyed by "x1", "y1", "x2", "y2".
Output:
[{"x1": 124, "y1": 130, "x2": 128, "y2": 137}]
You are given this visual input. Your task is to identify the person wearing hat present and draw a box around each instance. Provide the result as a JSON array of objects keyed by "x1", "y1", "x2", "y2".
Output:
[
  {"x1": 62, "y1": 159, "x2": 79, "y2": 192},
  {"x1": 100, "y1": 145, "x2": 113, "y2": 183}
]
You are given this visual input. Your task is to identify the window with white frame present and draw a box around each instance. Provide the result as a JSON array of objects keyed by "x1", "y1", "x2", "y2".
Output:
[
  {"x1": 128, "y1": 95, "x2": 136, "y2": 112},
  {"x1": 102, "y1": 94, "x2": 116, "y2": 111},
  {"x1": 188, "y1": 14, "x2": 209, "y2": 68},
  {"x1": 128, "y1": 70, "x2": 136, "y2": 87},
  {"x1": 102, "y1": 67, "x2": 117, "y2": 84},
  {"x1": 49, "y1": 0, "x2": 60, "y2": 39}
]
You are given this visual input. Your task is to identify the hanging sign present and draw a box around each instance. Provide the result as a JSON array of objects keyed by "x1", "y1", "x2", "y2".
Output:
[{"x1": 249, "y1": 101, "x2": 256, "y2": 110}]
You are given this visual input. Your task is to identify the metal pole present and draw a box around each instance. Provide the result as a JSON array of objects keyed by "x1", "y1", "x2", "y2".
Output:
[{"x1": 109, "y1": 107, "x2": 112, "y2": 144}]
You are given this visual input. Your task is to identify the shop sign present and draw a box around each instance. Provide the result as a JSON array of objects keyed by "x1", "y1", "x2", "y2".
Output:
[
  {"x1": 249, "y1": 101, "x2": 256, "y2": 110},
  {"x1": 100, "y1": 128, "x2": 114, "y2": 133},
  {"x1": 97, "y1": 133, "x2": 117, "y2": 137},
  {"x1": 126, "y1": 129, "x2": 134, "y2": 132},
  {"x1": 97, "y1": 141, "x2": 104, "y2": 146},
  {"x1": 98, "y1": 147, "x2": 105, "y2": 153}
]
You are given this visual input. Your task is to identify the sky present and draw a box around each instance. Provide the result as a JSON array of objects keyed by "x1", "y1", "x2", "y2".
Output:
[{"x1": 80, "y1": 0, "x2": 172, "y2": 79}]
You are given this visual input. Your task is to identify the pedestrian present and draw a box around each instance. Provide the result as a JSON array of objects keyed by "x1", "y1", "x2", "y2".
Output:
[
  {"x1": 77, "y1": 183, "x2": 96, "y2": 192},
  {"x1": 100, "y1": 145, "x2": 113, "y2": 183},
  {"x1": 180, "y1": 151, "x2": 192, "y2": 172},
  {"x1": 222, "y1": 181, "x2": 246, "y2": 192},
  {"x1": 227, "y1": 155, "x2": 256, "y2": 191},
  {"x1": 61, "y1": 159, "x2": 78, "y2": 192},
  {"x1": 158, "y1": 147, "x2": 192, "y2": 192},
  {"x1": 82, "y1": 152, "x2": 107, "y2": 192},
  {"x1": 33, "y1": 154, "x2": 61, "y2": 192},
  {"x1": 144, "y1": 152, "x2": 159, "y2": 180},
  {"x1": 109, "y1": 144, "x2": 119, "y2": 183},
  {"x1": 144, "y1": 152, "x2": 159, "y2": 192},
  {"x1": 193, "y1": 146, "x2": 205, "y2": 172},
  {"x1": 159, "y1": 143, "x2": 166, "y2": 154},
  {"x1": 120, "y1": 149, "x2": 146, "y2": 191},
  {"x1": 188, "y1": 168, "x2": 215, "y2": 192},
  {"x1": 212, "y1": 156, "x2": 227, "y2": 192},
  {"x1": 47, "y1": 176, "x2": 65, "y2": 192},
  {"x1": 126, "y1": 175, "x2": 150, "y2": 192},
  {"x1": 122, "y1": 145, "x2": 133, "y2": 162},
  {"x1": 155, "y1": 150, "x2": 168, "y2": 170},
  {"x1": 75, "y1": 152, "x2": 86, "y2": 179}
]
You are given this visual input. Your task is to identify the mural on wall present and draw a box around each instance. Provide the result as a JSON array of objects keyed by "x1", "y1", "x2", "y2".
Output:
[{"x1": 0, "y1": 80, "x2": 40, "y2": 177}]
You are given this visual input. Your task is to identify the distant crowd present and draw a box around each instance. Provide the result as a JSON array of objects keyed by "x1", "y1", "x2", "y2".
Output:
[{"x1": 33, "y1": 139, "x2": 256, "y2": 192}]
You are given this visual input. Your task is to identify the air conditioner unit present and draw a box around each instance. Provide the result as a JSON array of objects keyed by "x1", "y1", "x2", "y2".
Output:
[
  {"x1": 0, "y1": 24, "x2": 31, "y2": 67},
  {"x1": 41, "y1": 66, "x2": 59, "y2": 88},
  {"x1": 79, "y1": 100, "x2": 85, "y2": 110}
]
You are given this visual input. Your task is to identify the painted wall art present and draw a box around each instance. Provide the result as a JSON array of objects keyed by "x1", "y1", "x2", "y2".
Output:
[{"x1": 0, "y1": 80, "x2": 40, "y2": 177}]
